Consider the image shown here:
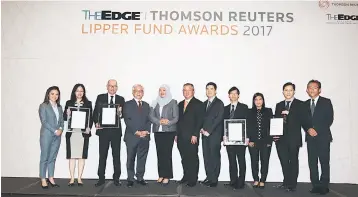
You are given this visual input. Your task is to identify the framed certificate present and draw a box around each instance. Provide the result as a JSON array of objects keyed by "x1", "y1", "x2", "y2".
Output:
[
  {"x1": 67, "y1": 107, "x2": 91, "y2": 131},
  {"x1": 224, "y1": 119, "x2": 247, "y2": 145},
  {"x1": 98, "y1": 104, "x2": 121, "y2": 128},
  {"x1": 270, "y1": 118, "x2": 284, "y2": 136}
]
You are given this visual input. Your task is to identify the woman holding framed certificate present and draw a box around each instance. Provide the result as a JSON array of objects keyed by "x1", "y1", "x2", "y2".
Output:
[
  {"x1": 149, "y1": 84, "x2": 179, "y2": 185},
  {"x1": 63, "y1": 84, "x2": 93, "y2": 186},
  {"x1": 247, "y1": 93, "x2": 273, "y2": 189},
  {"x1": 38, "y1": 86, "x2": 64, "y2": 189}
]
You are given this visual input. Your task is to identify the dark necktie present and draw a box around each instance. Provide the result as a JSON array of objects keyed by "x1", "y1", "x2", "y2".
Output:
[
  {"x1": 206, "y1": 101, "x2": 211, "y2": 111},
  {"x1": 138, "y1": 101, "x2": 142, "y2": 111},
  {"x1": 285, "y1": 101, "x2": 291, "y2": 110},
  {"x1": 311, "y1": 99, "x2": 315, "y2": 116},
  {"x1": 110, "y1": 96, "x2": 114, "y2": 108},
  {"x1": 230, "y1": 105, "x2": 235, "y2": 119}
]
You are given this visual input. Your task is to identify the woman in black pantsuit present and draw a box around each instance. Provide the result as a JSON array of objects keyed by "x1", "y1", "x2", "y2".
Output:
[
  {"x1": 64, "y1": 84, "x2": 93, "y2": 186},
  {"x1": 149, "y1": 84, "x2": 179, "y2": 185},
  {"x1": 247, "y1": 93, "x2": 273, "y2": 188}
]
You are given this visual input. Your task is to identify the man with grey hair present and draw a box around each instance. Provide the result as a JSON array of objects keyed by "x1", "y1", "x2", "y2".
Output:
[
  {"x1": 123, "y1": 84, "x2": 151, "y2": 187},
  {"x1": 93, "y1": 79, "x2": 125, "y2": 187}
]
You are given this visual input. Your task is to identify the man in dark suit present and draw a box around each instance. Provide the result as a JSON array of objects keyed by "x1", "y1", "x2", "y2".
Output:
[
  {"x1": 93, "y1": 79, "x2": 125, "y2": 187},
  {"x1": 224, "y1": 87, "x2": 248, "y2": 189},
  {"x1": 176, "y1": 83, "x2": 203, "y2": 187},
  {"x1": 200, "y1": 82, "x2": 224, "y2": 187},
  {"x1": 123, "y1": 84, "x2": 151, "y2": 188},
  {"x1": 274, "y1": 82, "x2": 314, "y2": 192},
  {"x1": 305, "y1": 80, "x2": 334, "y2": 195}
]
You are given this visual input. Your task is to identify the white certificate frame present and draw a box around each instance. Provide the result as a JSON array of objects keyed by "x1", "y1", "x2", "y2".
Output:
[
  {"x1": 98, "y1": 104, "x2": 121, "y2": 129},
  {"x1": 67, "y1": 107, "x2": 91, "y2": 132},
  {"x1": 224, "y1": 119, "x2": 247, "y2": 146},
  {"x1": 269, "y1": 118, "x2": 284, "y2": 136}
]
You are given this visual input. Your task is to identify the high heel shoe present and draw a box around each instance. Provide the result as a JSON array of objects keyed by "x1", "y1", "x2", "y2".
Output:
[
  {"x1": 47, "y1": 179, "x2": 60, "y2": 187},
  {"x1": 68, "y1": 179, "x2": 75, "y2": 187},
  {"x1": 77, "y1": 179, "x2": 84, "y2": 187},
  {"x1": 41, "y1": 183, "x2": 49, "y2": 189},
  {"x1": 157, "y1": 177, "x2": 163, "y2": 184},
  {"x1": 162, "y1": 179, "x2": 170, "y2": 186},
  {"x1": 253, "y1": 181, "x2": 259, "y2": 188},
  {"x1": 259, "y1": 182, "x2": 265, "y2": 189}
]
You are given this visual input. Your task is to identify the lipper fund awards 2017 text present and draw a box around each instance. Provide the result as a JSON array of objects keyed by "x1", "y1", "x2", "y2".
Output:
[{"x1": 81, "y1": 23, "x2": 273, "y2": 36}]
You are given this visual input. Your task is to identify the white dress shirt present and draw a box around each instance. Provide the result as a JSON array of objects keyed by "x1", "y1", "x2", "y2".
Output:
[
  {"x1": 230, "y1": 101, "x2": 238, "y2": 111},
  {"x1": 108, "y1": 93, "x2": 116, "y2": 104},
  {"x1": 50, "y1": 101, "x2": 59, "y2": 133},
  {"x1": 285, "y1": 97, "x2": 295, "y2": 109},
  {"x1": 159, "y1": 106, "x2": 163, "y2": 132},
  {"x1": 311, "y1": 96, "x2": 319, "y2": 106}
]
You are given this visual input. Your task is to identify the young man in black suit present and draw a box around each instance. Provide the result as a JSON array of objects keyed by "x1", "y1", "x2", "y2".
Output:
[
  {"x1": 200, "y1": 82, "x2": 224, "y2": 187},
  {"x1": 273, "y1": 82, "x2": 314, "y2": 192},
  {"x1": 223, "y1": 87, "x2": 248, "y2": 189},
  {"x1": 305, "y1": 80, "x2": 334, "y2": 195},
  {"x1": 93, "y1": 79, "x2": 125, "y2": 187},
  {"x1": 176, "y1": 83, "x2": 203, "y2": 187}
]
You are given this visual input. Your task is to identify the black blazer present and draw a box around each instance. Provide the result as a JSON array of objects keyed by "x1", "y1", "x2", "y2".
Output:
[
  {"x1": 247, "y1": 107, "x2": 273, "y2": 144},
  {"x1": 177, "y1": 97, "x2": 203, "y2": 140},
  {"x1": 93, "y1": 93, "x2": 125, "y2": 136},
  {"x1": 202, "y1": 97, "x2": 225, "y2": 136},
  {"x1": 304, "y1": 96, "x2": 334, "y2": 142},
  {"x1": 63, "y1": 100, "x2": 93, "y2": 138},
  {"x1": 224, "y1": 102, "x2": 249, "y2": 139},
  {"x1": 274, "y1": 98, "x2": 312, "y2": 147}
]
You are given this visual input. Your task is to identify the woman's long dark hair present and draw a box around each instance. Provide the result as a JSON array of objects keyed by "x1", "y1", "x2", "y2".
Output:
[
  {"x1": 43, "y1": 86, "x2": 61, "y2": 106},
  {"x1": 70, "y1": 83, "x2": 88, "y2": 103},
  {"x1": 252, "y1": 92, "x2": 266, "y2": 110}
]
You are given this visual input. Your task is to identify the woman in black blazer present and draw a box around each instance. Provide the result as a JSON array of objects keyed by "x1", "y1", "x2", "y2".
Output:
[
  {"x1": 63, "y1": 84, "x2": 93, "y2": 186},
  {"x1": 247, "y1": 93, "x2": 273, "y2": 188}
]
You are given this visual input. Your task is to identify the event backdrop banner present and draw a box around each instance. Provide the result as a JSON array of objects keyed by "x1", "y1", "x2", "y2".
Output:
[{"x1": 2, "y1": 1, "x2": 358, "y2": 184}]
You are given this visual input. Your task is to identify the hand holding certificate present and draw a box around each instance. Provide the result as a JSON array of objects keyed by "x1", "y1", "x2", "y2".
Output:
[
  {"x1": 224, "y1": 119, "x2": 247, "y2": 145},
  {"x1": 270, "y1": 118, "x2": 284, "y2": 136}
]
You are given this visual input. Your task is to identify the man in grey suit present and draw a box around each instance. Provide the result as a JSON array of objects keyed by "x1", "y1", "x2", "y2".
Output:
[{"x1": 123, "y1": 84, "x2": 151, "y2": 188}]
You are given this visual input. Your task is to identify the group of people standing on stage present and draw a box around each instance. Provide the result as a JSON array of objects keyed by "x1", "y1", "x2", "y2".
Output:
[{"x1": 38, "y1": 79, "x2": 333, "y2": 195}]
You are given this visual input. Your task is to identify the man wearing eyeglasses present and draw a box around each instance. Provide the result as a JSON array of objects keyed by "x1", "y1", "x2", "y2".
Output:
[{"x1": 93, "y1": 79, "x2": 125, "y2": 187}]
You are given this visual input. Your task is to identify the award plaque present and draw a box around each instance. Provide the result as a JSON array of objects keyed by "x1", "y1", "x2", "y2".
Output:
[
  {"x1": 224, "y1": 119, "x2": 247, "y2": 145},
  {"x1": 67, "y1": 107, "x2": 91, "y2": 131},
  {"x1": 98, "y1": 104, "x2": 121, "y2": 128}
]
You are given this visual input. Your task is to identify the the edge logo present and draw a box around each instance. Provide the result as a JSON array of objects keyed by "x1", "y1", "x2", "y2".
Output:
[
  {"x1": 82, "y1": 10, "x2": 141, "y2": 20},
  {"x1": 327, "y1": 14, "x2": 358, "y2": 21}
]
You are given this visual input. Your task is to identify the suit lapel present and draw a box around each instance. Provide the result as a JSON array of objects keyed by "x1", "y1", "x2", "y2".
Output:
[
  {"x1": 312, "y1": 97, "x2": 321, "y2": 118},
  {"x1": 183, "y1": 98, "x2": 194, "y2": 115},
  {"x1": 205, "y1": 97, "x2": 216, "y2": 113}
]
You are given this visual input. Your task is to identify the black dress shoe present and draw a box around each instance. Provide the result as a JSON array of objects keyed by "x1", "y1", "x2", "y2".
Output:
[
  {"x1": 320, "y1": 188, "x2": 329, "y2": 195},
  {"x1": 113, "y1": 179, "x2": 121, "y2": 186},
  {"x1": 95, "y1": 180, "x2": 105, "y2": 187},
  {"x1": 177, "y1": 179, "x2": 187, "y2": 184},
  {"x1": 310, "y1": 187, "x2": 321, "y2": 193},
  {"x1": 206, "y1": 182, "x2": 218, "y2": 187},
  {"x1": 46, "y1": 179, "x2": 60, "y2": 187},
  {"x1": 274, "y1": 184, "x2": 287, "y2": 189},
  {"x1": 127, "y1": 181, "x2": 134, "y2": 188},
  {"x1": 136, "y1": 180, "x2": 148, "y2": 186},
  {"x1": 185, "y1": 182, "x2": 196, "y2": 187},
  {"x1": 199, "y1": 178, "x2": 209, "y2": 184},
  {"x1": 286, "y1": 187, "x2": 296, "y2": 192}
]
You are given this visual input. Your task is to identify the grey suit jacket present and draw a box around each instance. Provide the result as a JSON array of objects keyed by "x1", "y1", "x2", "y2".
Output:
[
  {"x1": 123, "y1": 99, "x2": 151, "y2": 143},
  {"x1": 39, "y1": 103, "x2": 64, "y2": 136},
  {"x1": 149, "y1": 99, "x2": 179, "y2": 132}
]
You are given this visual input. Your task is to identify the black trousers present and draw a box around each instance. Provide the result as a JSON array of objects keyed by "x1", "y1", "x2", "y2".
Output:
[
  {"x1": 248, "y1": 140, "x2": 272, "y2": 182},
  {"x1": 226, "y1": 145, "x2": 246, "y2": 186},
  {"x1": 202, "y1": 134, "x2": 221, "y2": 183},
  {"x1": 177, "y1": 136, "x2": 199, "y2": 184},
  {"x1": 97, "y1": 132, "x2": 121, "y2": 180},
  {"x1": 275, "y1": 140, "x2": 300, "y2": 189},
  {"x1": 307, "y1": 139, "x2": 330, "y2": 189},
  {"x1": 154, "y1": 132, "x2": 175, "y2": 179}
]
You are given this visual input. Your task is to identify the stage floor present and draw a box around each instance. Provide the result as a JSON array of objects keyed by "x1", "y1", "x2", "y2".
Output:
[{"x1": 1, "y1": 177, "x2": 357, "y2": 197}]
